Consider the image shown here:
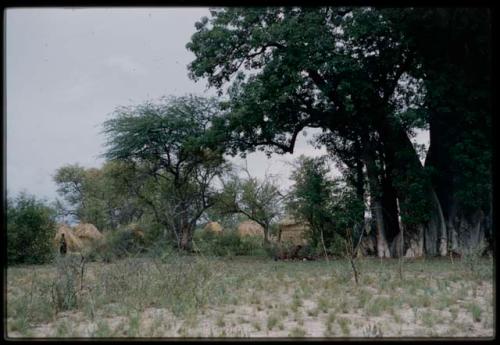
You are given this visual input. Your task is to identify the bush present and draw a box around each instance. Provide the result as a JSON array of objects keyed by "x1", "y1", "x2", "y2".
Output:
[
  {"x1": 328, "y1": 234, "x2": 348, "y2": 258},
  {"x1": 7, "y1": 192, "x2": 57, "y2": 265},
  {"x1": 264, "y1": 241, "x2": 285, "y2": 259},
  {"x1": 193, "y1": 230, "x2": 266, "y2": 257},
  {"x1": 299, "y1": 243, "x2": 323, "y2": 258},
  {"x1": 92, "y1": 226, "x2": 147, "y2": 262},
  {"x1": 51, "y1": 255, "x2": 83, "y2": 312}
]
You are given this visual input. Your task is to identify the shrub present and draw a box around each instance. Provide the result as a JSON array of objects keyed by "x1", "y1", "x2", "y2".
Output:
[
  {"x1": 326, "y1": 234, "x2": 349, "y2": 258},
  {"x1": 7, "y1": 192, "x2": 57, "y2": 265},
  {"x1": 90, "y1": 226, "x2": 147, "y2": 262},
  {"x1": 265, "y1": 241, "x2": 322, "y2": 260},
  {"x1": 299, "y1": 243, "x2": 322, "y2": 258},
  {"x1": 193, "y1": 230, "x2": 265, "y2": 257},
  {"x1": 50, "y1": 255, "x2": 82, "y2": 312}
]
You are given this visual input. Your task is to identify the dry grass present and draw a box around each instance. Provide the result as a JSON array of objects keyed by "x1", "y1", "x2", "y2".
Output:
[{"x1": 6, "y1": 255, "x2": 494, "y2": 338}]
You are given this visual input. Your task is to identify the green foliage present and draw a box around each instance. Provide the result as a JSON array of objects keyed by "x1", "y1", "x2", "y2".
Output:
[
  {"x1": 187, "y1": 8, "x2": 492, "y2": 254},
  {"x1": 392, "y1": 8, "x2": 492, "y2": 216},
  {"x1": 287, "y1": 155, "x2": 335, "y2": 247},
  {"x1": 56, "y1": 96, "x2": 231, "y2": 250},
  {"x1": 287, "y1": 155, "x2": 364, "y2": 249},
  {"x1": 193, "y1": 230, "x2": 265, "y2": 257},
  {"x1": 51, "y1": 255, "x2": 83, "y2": 312},
  {"x1": 102, "y1": 95, "x2": 224, "y2": 165},
  {"x1": 187, "y1": 8, "x2": 415, "y2": 157},
  {"x1": 101, "y1": 228, "x2": 146, "y2": 261},
  {"x1": 392, "y1": 161, "x2": 433, "y2": 226},
  {"x1": 213, "y1": 171, "x2": 283, "y2": 241},
  {"x1": 53, "y1": 161, "x2": 145, "y2": 232},
  {"x1": 101, "y1": 95, "x2": 229, "y2": 249},
  {"x1": 7, "y1": 192, "x2": 57, "y2": 265},
  {"x1": 451, "y1": 127, "x2": 491, "y2": 214}
]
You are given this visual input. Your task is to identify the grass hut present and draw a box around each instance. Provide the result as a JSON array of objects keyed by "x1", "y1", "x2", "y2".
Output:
[
  {"x1": 237, "y1": 220, "x2": 264, "y2": 238},
  {"x1": 54, "y1": 223, "x2": 83, "y2": 252},
  {"x1": 204, "y1": 221, "x2": 223, "y2": 235},
  {"x1": 278, "y1": 217, "x2": 310, "y2": 245},
  {"x1": 73, "y1": 223, "x2": 104, "y2": 248}
]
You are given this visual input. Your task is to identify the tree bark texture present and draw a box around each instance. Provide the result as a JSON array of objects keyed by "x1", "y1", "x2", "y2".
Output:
[{"x1": 364, "y1": 152, "x2": 391, "y2": 258}]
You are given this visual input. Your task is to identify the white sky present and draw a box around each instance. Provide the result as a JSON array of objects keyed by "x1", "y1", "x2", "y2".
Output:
[{"x1": 5, "y1": 7, "x2": 428, "y2": 202}]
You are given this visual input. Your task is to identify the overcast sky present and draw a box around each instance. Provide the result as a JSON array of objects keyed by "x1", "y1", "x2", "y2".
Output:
[{"x1": 5, "y1": 7, "x2": 428, "y2": 202}]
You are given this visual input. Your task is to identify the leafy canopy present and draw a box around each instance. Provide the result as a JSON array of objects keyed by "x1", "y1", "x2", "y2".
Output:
[
  {"x1": 7, "y1": 192, "x2": 57, "y2": 265},
  {"x1": 102, "y1": 95, "x2": 229, "y2": 247},
  {"x1": 187, "y1": 7, "x2": 416, "y2": 158}
]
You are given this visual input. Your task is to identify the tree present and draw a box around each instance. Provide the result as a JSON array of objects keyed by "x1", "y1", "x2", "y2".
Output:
[
  {"x1": 186, "y1": 7, "x2": 439, "y2": 258},
  {"x1": 102, "y1": 95, "x2": 228, "y2": 250},
  {"x1": 7, "y1": 192, "x2": 56, "y2": 265},
  {"x1": 54, "y1": 162, "x2": 144, "y2": 231},
  {"x1": 187, "y1": 7, "x2": 491, "y2": 257},
  {"x1": 286, "y1": 156, "x2": 336, "y2": 250},
  {"x1": 214, "y1": 165, "x2": 283, "y2": 244},
  {"x1": 330, "y1": 178, "x2": 366, "y2": 284},
  {"x1": 286, "y1": 155, "x2": 366, "y2": 258},
  {"x1": 388, "y1": 8, "x2": 492, "y2": 254},
  {"x1": 53, "y1": 164, "x2": 87, "y2": 223}
]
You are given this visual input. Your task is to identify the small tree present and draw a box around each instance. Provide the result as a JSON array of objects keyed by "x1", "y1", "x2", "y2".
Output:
[
  {"x1": 330, "y1": 180, "x2": 366, "y2": 284},
  {"x1": 214, "y1": 165, "x2": 283, "y2": 244},
  {"x1": 7, "y1": 192, "x2": 56, "y2": 265},
  {"x1": 287, "y1": 155, "x2": 337, "y2": 256}
]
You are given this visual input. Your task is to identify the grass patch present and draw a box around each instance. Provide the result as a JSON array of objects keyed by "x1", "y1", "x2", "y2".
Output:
[
  {"x1": 266, "y1": 314, "x2": 279, "y2": 330},
  {"x1": 469, "y1": 303, "x2": 482, "y2": 322},
  {"x1": 366, "y1": 296, "x2": 393, "y2": 316},
  {"x1": 337, "y1": 317, "x2": 351, "y2": 336},
  {"x1": 289, "y1": 326, "x2": 306, "y2": 337}
]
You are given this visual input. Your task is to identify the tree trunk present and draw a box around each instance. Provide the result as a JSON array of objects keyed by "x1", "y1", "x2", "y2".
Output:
[
  {"x1": 380, "y1": 172, "x2": 401, "y2": 245},
  {"x1": 179, "y1": 224, "x2": 194, "y2": 251},
  {"x1": 431, "y1": 188, "x2": 448, "y2": 256},
  {"x1": 417, "y1": 10, "x2": 491, "y2": 257},
  {"x1": 445, "y1": 204, "x2": 486, "y2": 255},
  {"x1": 263, "y1": 225, "x2": 270, "y2": 245},
  {"x1": 425, "y1": 114, "x2": 487, "y2": 256},
  {"x1": 177, "y1": 204, "x2": 194, "y2": 251},
  {"x1": 392, "y1": 222, "x2": 424, "y2": 258},
  {"x1": 377, "y1": 117, "x2": 447, "y2": 257},
  {"x1": 364, "y1": 152, "x2": 391, "y2": 258}
]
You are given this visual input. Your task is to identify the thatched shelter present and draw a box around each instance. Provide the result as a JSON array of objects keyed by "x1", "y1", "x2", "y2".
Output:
[
  {"x1": 278, "y1": 217, "x2": 310, "y2": 245},
  {"x1": 269, "y1": 234, "x2": 279, "y2": 244},
  {"x1": 237, "y1": 220, "x2": 264, "y2": 238},
  {"x1": 73, "y1": 223, "x2": 104, "y2": 247},
  {"x1": 54, "y1": 223, "x2": 83, "y2": 252},
  {"x1": 204, "y1": 221, "x2": 223, "y2": 234}
]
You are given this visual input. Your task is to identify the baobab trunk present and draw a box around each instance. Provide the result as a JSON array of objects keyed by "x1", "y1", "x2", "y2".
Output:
[
  {"x1": 425, "y1": 109, "x2": 490, "y2": 256},
  {"x1": 364, "y1": 152, "x2": 390, "y2": 258},
  {"x1": 380, "y1": 169, "x2": 401, "y2": 250},
  {"x1": 377, "y1": 117, "x2": 447, "y2": 257}
]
